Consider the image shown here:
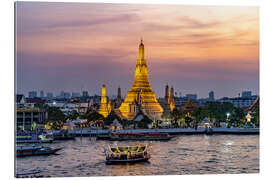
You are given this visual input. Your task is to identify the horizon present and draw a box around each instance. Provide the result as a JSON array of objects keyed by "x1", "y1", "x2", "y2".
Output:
[
  {"x1": 16, "y1": 2, "x2": 259, "y2": 99},
  {"x1": 18, "y1": 88, "x2": 258, "y2": 100}
]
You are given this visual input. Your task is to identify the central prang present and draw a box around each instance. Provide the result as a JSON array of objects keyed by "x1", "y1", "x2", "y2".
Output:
[{"x1": 119, "y1": 39, "x2": 163, "y2": 120}]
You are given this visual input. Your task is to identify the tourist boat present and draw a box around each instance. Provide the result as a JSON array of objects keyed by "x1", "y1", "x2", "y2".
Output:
[
  {"x1": 16, "y1": 144, "x2": 62, "y2": 157},
  {"x1": 105, "y1": 145, "x2": 150, "y2": 164},
  {"x1": 108, "y1": 132, "x2": 173, "y2": 141},
  {"x1": 16, "y1": 131, "x2": 54, "y2": 143}
]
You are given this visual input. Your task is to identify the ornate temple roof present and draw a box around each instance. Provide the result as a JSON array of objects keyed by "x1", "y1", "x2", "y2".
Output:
[
  {"x1": 183, "y1": 98, "x2": 196, "y2": 111},
  {"x1": 119, "y1": 39, "x2": 163, "y2": 120}
]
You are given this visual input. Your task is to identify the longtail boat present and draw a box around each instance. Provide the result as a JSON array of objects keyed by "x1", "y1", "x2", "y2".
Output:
[
  {"x1": 16, "y1": 132, "x2": 53, "y2": 143},
  {"x1": 16, "y1": 145, "x2": 62, "y2": 157},
  {"x1": 105, "y1": 145, "x2": 150, "y2": 164},
  {"x1": 109, "y1": 132, "x2": 173, "y2": 141}
]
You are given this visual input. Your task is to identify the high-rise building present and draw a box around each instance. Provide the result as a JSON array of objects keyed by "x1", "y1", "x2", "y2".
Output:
[
  {"x1": 71, "y1": 92, "x2": 80, "y2": 98},
  {"x1": 82, "y1": 91, "x2": 89, "y2": 97},
  {"x1": 209, "y1": 91, "x2": 215, "y2": 101},
  {"x1": 28, "y1": 91, "x2": 37, "y2": 98},
  {"x1": 40, "y1": 90, "x2": 44, "y2": 98},
  {"x1": 64, "y1": 92, "x2": 71, "y2": 99},
  {"x1": 242, "y1": 91, "x2": 252, "y2": 98},
  {"x1": 59, "y1": 91, "x2": 65, "y2": 98},
  {"x1": 119, "y1": 39, "x2": 163, "y2": 120},
  {"x1": 186, "y1": 94, "x2": 197, "y2": 100},
  {"x1": 46, "y1": 92, "x2": 53, "y2": 99}
]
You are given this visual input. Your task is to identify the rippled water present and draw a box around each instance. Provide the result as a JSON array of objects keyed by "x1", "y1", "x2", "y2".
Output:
[{"x1": 16, "y1": 135, "x2": 259, "y2": 177}]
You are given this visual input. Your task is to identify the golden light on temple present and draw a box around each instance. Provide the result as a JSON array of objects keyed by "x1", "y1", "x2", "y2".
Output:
[
  {"x1": 98, "y1": 84, "x2": 110, "y2": 118},
  {"x1": 119, "y1": 39, "x2": 163, "y2": 120}
]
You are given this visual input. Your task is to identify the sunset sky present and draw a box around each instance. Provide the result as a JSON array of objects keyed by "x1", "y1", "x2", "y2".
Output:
[{"x1": 16, "y1": 2, "x2": 259, "y2": 98}]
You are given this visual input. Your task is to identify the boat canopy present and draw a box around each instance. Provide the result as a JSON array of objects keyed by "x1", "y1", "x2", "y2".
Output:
[{"x1": 108, "y1": 145, "x2": 147, "y2": 154}]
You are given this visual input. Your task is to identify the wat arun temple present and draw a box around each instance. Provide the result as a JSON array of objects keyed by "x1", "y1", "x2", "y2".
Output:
[{"x1": 99, "y1": 39, "x2": 164, "y2": 120}]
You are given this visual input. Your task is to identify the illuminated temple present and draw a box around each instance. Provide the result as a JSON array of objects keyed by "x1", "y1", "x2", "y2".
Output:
[
  {"x1": 119, "y1": 39, "x2": 163, "y2": 120},
  {"x1": 99, "y1": 84, "x2": 110, "y2": 118}
]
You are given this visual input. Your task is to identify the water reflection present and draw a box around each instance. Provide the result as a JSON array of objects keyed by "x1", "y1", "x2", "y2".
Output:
[{"x1": 16, "y1": 135, "x2": 259, "y2": 177}]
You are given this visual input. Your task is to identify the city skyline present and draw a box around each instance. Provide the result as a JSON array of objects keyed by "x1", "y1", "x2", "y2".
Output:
[
  {"x1": 24, "y1": 89, "x2": 257, "y2": 100},
  {"x1": 16, "y1": 2, "x2": 259, "y2": 99}
]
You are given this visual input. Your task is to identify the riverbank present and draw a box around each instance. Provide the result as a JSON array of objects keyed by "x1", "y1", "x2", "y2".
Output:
[{"x1": 62, "y1": 127, "x2": 259, "y2": 136}]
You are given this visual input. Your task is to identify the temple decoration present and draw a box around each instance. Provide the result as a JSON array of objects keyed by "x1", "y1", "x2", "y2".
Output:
[
  {"x1": 169, "y1": 86, "x2": 175, "y2": 111},
  {"x1": 182, "y1": 98, "x2": 196, "y2": 112},
  {"x1": 116, "y1": 86, "x2": 122, "y2": 108},
  {"x1": 165, "y1": 84, "x2": 169, "y2": 103},
  {"x1": 119, "y1": 39, "x2": 163, "y2": 120},
  {"x1": 107, "y1": 97, "x2": 113, "y2": 114},
  {"x1": 98, "y1": 84, "x2": 110, "y2": 118}
]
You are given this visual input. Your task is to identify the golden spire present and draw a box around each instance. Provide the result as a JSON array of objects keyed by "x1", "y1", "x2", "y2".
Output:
[
  {"x1": 138, "y1": 38, "x2": 145, "y2": 60},
  {"x1": 101, "y1": 84, "x2": 107, "y2": 104},
  {"x1": 99, "y1": 84, "x2": 109, "y2": 117},
  {"x1": 119, "y1": 39, "x2": 163, "y2": 120},
  {"x1": 132, "y1": 39, "x2": 150, "y2": 91}
]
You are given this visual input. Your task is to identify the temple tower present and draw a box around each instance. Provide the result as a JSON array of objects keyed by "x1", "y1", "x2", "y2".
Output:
[
  {"x1": 165, "y1": 84, "x2": 169, "y2": 104},
  {"x1": 98, "y1": 84, "x2": 109, "y2": 117},
  {"x1": 119, "y1": 39, "x2": 163, "y2": 120},
  {"x1": 107, "y1": 97, "x2": 113, "y2": 114},
  {"x1": 170, "y1": 86, "x2": 174, "y2": 100},
  {"x1": 169, "y1": 86, "x2": 175, "y2": 111},
  {"x1": 116, "y1": 86, "x2": 122, "y2": 108}
]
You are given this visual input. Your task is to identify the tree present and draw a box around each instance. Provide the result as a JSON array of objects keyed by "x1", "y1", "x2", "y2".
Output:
[
  {"x1": 120, "y1": 118, "x2": 132, "y2": 128},
  {"x1": 170, "y1": 109, "x2": 185, "y2": 128},
  {"x1": 84, "y1": 110, "x2": 104, "y2": 125},
  {"x1": 104, "y1": 111, "x2": 120, "y2": 126},
  {"x1": 199, "y1": 102, "x2": 235, "y2": 127},
  {"x1": 184, "y1": 114, "x2": 193, "y2": 128},
  {"x1": 47, "y1": 106, "x2": 66, "y2": 122},
  {"x1": 68, "y1": 110, "x2": 79, "y2": 120},
  {"x1": 192, "y1": 107, "x2": 204, "y2": 128},
  {"x1": 46, "y1": 107, "x2": 66, "y2": 130},
  {"x1": 137, "y1": 115, "x2": 152, "y2": 129},
  {"x1": 251, "y1": 107, "x2": 259, "y2": 127}
]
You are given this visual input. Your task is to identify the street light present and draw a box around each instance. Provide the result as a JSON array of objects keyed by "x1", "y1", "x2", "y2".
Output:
[
  {"x1": 246, "y1": 113, "x2": 252, "y2": 123},
  {"x1": 226, "y1": 113, "x2": 231, "y2": 119}
]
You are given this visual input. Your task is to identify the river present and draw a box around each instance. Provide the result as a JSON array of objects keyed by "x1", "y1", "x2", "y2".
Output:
[{"x1": 16, "y1": 135, "x2": 259, "y2": 177}]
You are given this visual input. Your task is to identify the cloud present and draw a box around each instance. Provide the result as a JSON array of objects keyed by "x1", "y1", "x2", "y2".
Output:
[
  {"x1": 46, "y1": 14, "x2": 140, "y2": 29},
  {"x1": 17, "y1": 12, "x2": 141, "y2": 36},
  {"x1": 177, "y1": 16, "x2": 220, "y2": 29},
  {"x1": 16, "y1": 2, "x2": 259, "y2": 97},
  {"x1": 149, "y1": 57, "x2": 259, "y2": 80}
]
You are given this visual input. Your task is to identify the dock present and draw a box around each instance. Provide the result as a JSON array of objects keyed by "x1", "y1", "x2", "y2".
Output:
[{"x1": 67, "y1": 127, "x2": 259, "y2": 136}]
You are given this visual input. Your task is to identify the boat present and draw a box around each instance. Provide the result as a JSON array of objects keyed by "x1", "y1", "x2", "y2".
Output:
[
  {"x1": 16, "y1": 131, "x2": 53, "y2": 143},
  {"x1": 105, "y1": 145, "x2": 150, "y2": 164},
  {"x1": 16, "y1": 144, "x2": 62, "y2": 157},
  {"x1": 96, "y1": 134, "x2": 110, "y2": 140},
  {"x1": 15, "y1": 170, "x2": 41, "y2": 178},
  {"x1": 108, "y1": 132, "x2": 173, "y2": 141},
  {"x1": 205, "y1": 127, "x2": 214, "y2": 135},
  {"x1": 52, "y1": 129, "x2": 76, "y2": 140}
]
